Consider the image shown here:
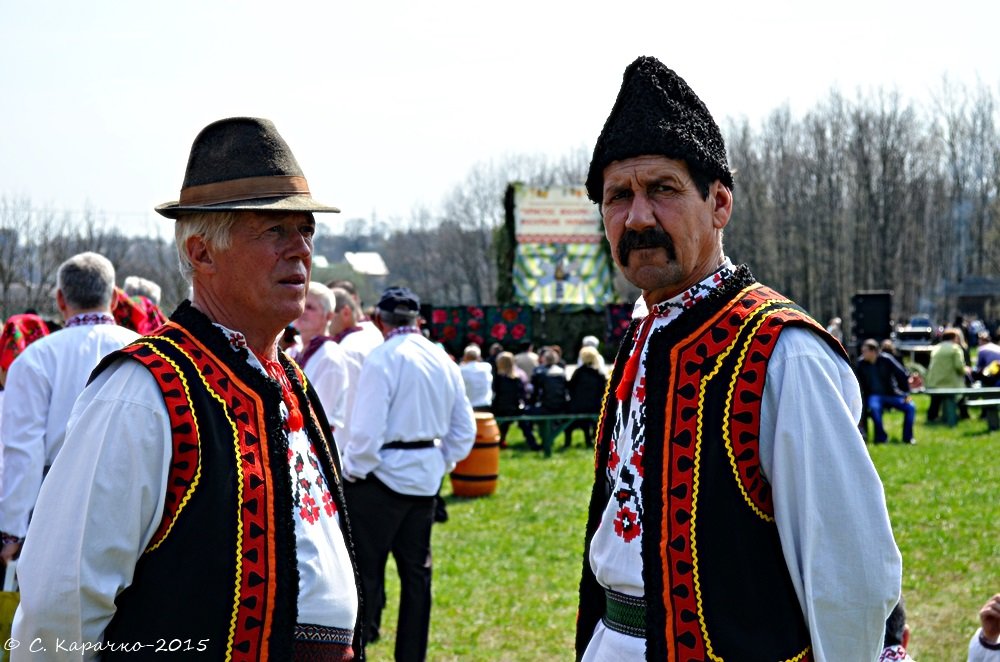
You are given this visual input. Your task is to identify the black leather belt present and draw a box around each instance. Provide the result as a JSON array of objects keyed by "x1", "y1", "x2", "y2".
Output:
[{"x1": 382, "y1": 440, "x2": 436, "y2": 450}]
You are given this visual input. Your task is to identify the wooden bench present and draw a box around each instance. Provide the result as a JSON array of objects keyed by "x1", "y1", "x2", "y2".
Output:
[
  {"x1": 964, "y1": 398, "x2": 1000, "y2": 432},
  {"x1": 493, "y1": 413, "x2": 599, "y2": 457},
  {"x1": 913, "y1": 387, "x2": 1000, "y2": 427}
]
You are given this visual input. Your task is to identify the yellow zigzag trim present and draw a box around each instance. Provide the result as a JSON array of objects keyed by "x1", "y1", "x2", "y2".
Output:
[
  {"x1": 720, "y1": 309, "x2": 792, "y2": 523},
  {"x1": 690, "y1": 295, "x2": 811, "y2": 662},
  {"x1": 593, "y1": 363, "x2": 615, "y2": 467},
  {"x1": 157, "y1": 333, "x2": 245, "y2": 662},
  {"x1": 141, "y1": 340, "x2": 204, "y2": 553}
]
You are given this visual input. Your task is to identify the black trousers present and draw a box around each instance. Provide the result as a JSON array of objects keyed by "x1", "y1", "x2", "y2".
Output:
[{"x1": 344, "y1": 477, "x2": 434, "y2": 662}]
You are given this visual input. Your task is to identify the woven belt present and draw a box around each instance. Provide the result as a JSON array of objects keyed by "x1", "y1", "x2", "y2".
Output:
[
  {"x1": 293, "y1": 623, "x2": 354, "y2": 661},
  {"x1": 602, "y1": 589, "x2": 646, "y2": 638},
  {"x1": 383, "y1": 439, "x2": 436, "y2": 450}
]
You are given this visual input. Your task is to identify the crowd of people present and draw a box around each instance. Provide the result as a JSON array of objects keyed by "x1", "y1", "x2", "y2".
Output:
[
  {"x1": 447, "y1": 336, "x2": 610, "y2": 451},
  {"x1": 851, "y1": 322, "x2": 1000, "y2": 442},
  {"x1": 0, "y1": 57, "x2": 994, "y2": 661}
]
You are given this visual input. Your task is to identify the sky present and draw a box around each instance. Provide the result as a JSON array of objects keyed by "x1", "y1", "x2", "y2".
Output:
[{"x1": 2, "y1": 0, "x2": 999, "y2": 240}]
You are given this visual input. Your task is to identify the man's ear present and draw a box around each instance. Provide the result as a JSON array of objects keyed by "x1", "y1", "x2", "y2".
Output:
[
  {"x1": 56, "y1": 289, "x2": 68, "y2": 316},
  {"x1": 711, "y1": 182, "x2": 733, "y2": 230},
  {"x1": 186, "y1": 235, "x2": 217, "y2": 274}
]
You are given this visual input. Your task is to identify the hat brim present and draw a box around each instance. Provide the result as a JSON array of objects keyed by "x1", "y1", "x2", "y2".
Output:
[{"x1": 155, "y1": 194, "x2": 340, "y2": 219}]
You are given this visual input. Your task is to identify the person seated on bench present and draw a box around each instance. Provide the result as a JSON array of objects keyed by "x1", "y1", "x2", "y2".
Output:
[
  {"x1": 565, "y1": 346, "x2": 608, "y2": 447},
  {"x1": 855, "y1": 338, "x2": 916, "y2": 444},
  {"x1": 492, "y1": 351, "x2": 537, "y2": 450},
  {"x1": 974, "y1": 329, "x2": 1000, "y2": 387},
  {"x1": 527, "y1": 348, "x2": 568, "y2": 447}
]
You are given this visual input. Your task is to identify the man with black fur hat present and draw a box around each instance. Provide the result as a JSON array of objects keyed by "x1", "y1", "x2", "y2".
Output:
[
  {"x1": 575, "y1": 57, "x2": 901, "y2": 661},
  {"x1": 341, "y1": 286, "x2": 476, "y2": 662},
  {"x1": 13, "y1": 118, "x2": 364, "y2": 660}
]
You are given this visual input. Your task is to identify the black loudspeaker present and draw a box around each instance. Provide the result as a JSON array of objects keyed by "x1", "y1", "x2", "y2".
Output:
[{"x1": 851, "y1": 291, "x2": 893, "y2": 343}]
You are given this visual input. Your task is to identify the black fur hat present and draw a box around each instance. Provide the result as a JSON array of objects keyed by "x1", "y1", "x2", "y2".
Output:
[
  {"x1": 586, "y1": 56, "x2": 733, "y2": 204},
  {"x1": 156, "y1": 117, "x2": 340, "y2": 218}
]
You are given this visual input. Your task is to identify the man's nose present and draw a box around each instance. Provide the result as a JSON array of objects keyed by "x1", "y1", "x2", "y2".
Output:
[
  {"x1": 625, "y1": 191, "x2": 656, "y2": 231},
  {"x1": 286, "y1": 228, "x2": 313, "y2": 259}
]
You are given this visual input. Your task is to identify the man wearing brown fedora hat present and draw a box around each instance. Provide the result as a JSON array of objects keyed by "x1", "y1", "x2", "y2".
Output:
[
  {"x1": 13, "y1": 118, "x2": 364, "y2": 660},
  {"x1": 575, "y1": 58, "x2": 901, "y2": 661}
]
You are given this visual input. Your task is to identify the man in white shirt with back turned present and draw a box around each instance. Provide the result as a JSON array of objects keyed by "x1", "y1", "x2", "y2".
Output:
[
  {"x1": 0, "y1": 252, "x2": 137, "y2": 565},
  {"x1": 342, "y1": 286, "x2": 476, "y2": 662},
  {"x1": 459, "y1": 343, "x2": 493, "y2": 412}
]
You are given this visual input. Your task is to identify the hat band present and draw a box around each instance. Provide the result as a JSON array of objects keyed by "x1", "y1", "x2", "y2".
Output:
[{"x1": 178, "y1": 175, "x2": 310, "y2": 206}]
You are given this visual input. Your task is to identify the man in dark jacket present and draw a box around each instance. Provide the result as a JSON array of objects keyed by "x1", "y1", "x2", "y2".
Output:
[
  {"x1": 855, "y1": 338, "x2": 917, "y2": 444},
  {"x1": 529, "y1": 347, "x2": 568, "y2": 415}
]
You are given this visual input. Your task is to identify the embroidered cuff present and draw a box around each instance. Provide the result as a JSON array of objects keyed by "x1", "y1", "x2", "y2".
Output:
[
  {"x1": 1, "y1": 532, "x2": 24, "y2": 546},
  {"x1": 980, "y1": 631, "x2": 1000, "y2": 651}
]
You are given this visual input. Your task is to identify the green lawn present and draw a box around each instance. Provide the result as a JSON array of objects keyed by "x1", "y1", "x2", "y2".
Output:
[{"x1": 364, "y1": 403, "x2": 1000, "y2": 660}]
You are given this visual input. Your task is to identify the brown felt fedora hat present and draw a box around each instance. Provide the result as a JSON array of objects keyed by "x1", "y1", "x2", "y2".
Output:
[{"x1": 155, "y1": 117, "x2": 340, "y2": 218}]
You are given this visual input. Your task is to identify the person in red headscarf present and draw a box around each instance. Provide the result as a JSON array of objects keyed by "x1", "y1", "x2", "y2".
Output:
[
  {"x1": 0, "y1": 313, "x2": 51, "y2": 387},
  {"x1": 111, "y1": 287, "x2": 166, "y2": 335},
  {"x1": 0, "y1": 313, "x2": 53, "y2": 465}
]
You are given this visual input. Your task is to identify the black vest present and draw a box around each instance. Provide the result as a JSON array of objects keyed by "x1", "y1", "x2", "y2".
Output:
[
  {"x1": 92, "y1": 302, "x2": 363, "y2": 660},
  {"x1": 577, "y1": 267, "x2": 847, "y2": 661}
]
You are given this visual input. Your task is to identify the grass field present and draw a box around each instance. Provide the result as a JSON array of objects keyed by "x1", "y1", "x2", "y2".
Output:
[{"x1": 365, "y1": 399, "x2": 1000, "y2": 661}]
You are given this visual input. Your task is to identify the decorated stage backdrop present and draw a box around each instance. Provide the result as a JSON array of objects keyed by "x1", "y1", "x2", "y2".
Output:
[
  {"x1": 425, "y1": 303, "x2": 630, "y2": 363},
  {"x1": 509, "y1": 184, "x2": 613, "y2": 307}
]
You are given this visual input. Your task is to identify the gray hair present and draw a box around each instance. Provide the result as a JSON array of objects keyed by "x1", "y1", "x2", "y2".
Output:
[
  {"x1": 123, "y1": 275, "x2": 162, "y2": 305},
  {"x1": 375, "y1": 308, "x2": 417, "y2": 329},
  {"x1": 308, "y1": 281, "x2": 335, "y2": 315},
  {"x1": 463, "y1": 344, "x2": 482, "y2": 361},
  {"x1": 174, "y1": 211, "x2": 239, "y2": 282},
  {"x1": 57, "y1": 252, "x2": 116, "y2": 311}
]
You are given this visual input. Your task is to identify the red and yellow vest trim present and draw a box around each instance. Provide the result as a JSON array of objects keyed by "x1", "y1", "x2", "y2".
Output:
[
  {"x1": 578, "y1": 270, "x2": 843, "y2": 661},
  {"x1": 119, "y1": 322, "x2": 278, "y2": 660}
]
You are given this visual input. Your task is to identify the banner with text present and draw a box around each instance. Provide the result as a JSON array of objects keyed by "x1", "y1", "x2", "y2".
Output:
[
  {"x1": 510, "y1": 184, "x2": 612, "y2": 306},
  {"x1": 512, "y1": 183, "x2": 603, "y2": 244}
]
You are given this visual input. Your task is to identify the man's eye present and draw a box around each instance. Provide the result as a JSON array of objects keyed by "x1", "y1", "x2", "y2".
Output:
[{"x1": 301, "y1": 225, "x2": 316, "y2": 237}]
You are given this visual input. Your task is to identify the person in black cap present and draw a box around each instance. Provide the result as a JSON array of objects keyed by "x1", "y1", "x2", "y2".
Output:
[
  {"x1": 13, "y1": 117, "x2": 364, "y2": 660},
  {"x1": 340, "y1": 286, "x2": 476, "y2": 661},
  {"x1": 575, "y1": 57, "x2": 901, "y2": 661}
]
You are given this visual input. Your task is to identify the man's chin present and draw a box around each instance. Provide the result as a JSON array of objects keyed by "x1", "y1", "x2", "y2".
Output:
[{"x1": 623, "y1": 261, "x2": 675, "y2": 285}]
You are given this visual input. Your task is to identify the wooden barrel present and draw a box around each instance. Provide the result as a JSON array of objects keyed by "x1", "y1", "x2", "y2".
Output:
[{"x1": 450, "y1": 412, "x2": 501, "y2": 497}]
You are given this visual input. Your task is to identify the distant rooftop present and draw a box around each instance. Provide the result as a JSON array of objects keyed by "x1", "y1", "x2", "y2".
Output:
[{"x1": 344, "y1": 251, "x2": 389, "y2": 276}]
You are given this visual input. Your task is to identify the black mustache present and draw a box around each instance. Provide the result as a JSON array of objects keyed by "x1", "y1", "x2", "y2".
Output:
[{"x1": 617, "y1": 229, "x2": 675, "y2": 266}]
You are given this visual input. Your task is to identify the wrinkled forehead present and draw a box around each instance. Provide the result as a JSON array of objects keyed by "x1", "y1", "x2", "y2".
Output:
[{"x1": 602, "y1": 155, "x2": 690, "y2": 186}]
